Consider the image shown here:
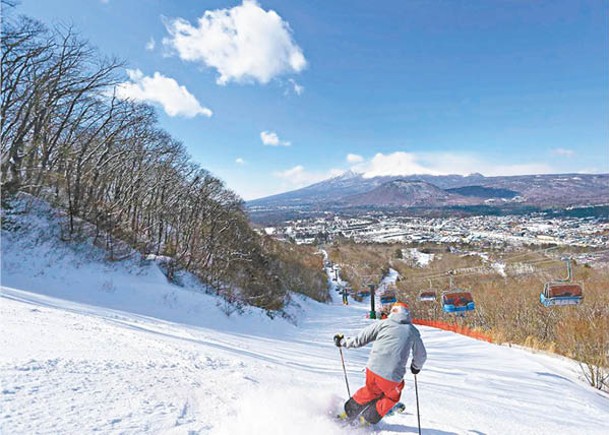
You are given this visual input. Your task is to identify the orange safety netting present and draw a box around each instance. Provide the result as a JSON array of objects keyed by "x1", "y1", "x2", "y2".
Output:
[{"x1": 412, "y1": 318, "x2": 493, "y2": 343}]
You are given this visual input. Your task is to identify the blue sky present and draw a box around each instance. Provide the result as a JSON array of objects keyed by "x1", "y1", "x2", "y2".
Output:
[{"x1": 15, "y1": 0, "x2": 609, "y2": 200}]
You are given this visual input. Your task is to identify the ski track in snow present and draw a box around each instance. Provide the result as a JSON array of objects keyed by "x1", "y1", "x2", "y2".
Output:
[{"x1": 2, "y1": 202, "x2": 609, "y2": 434}]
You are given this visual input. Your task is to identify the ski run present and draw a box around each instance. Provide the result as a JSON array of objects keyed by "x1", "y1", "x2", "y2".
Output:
[{"x1": 1, "y1": 201, "x2": 609, "y2": 434}]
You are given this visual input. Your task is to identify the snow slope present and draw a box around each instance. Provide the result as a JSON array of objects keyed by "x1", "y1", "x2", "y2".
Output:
[{"x1": 2, "y1": 200, "x2": 608, "y2": 434}]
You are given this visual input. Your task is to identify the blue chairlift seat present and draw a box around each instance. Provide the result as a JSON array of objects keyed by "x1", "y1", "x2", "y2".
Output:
[
  {"x1": 380, "y1": 295, "x2": 397, "y2": 305},
  {"x1": 442, "y1": 291, "x2": 475, "y2": 313}
]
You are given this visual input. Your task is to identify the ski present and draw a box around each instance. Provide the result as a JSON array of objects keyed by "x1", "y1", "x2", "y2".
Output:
[{"x1": 335, "y1": 401, "x2": 405, "y2": 426}]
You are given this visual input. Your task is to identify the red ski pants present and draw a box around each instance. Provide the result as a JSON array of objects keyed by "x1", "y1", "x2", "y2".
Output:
[{"x1": 353, "y1": 368, "x2": 405, "y2": 417}]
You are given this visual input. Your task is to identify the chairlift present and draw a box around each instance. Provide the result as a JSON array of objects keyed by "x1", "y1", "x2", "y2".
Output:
[
  {"x1": 441, "y1": 291, "x2": 475, "y2": 313},
  {"x1": 540, "y1": 258, "x2": 583, "y2": 307},
  {"x1": 377, "y1": 287, "x2": 398, "y2": 319},
  {"x1": 419, "y1": 291, "x2": 437, "y2": 302},
  {"x1": 441, "y1": 275, "x2": 475, "y2": 313},
  {"x1": 419, "y1": 280, "x2": 437, "y2": 302},
  {"x1": 380, "y1": 289, "x2": 397, "y2": 306},
  {"x1": 357, "y1": 287, "x2": 371, "y2": 298}
]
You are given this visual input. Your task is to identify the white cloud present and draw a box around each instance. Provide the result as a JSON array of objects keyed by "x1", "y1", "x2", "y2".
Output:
[
  {"x1": 346, "y1": 153, "x2": 364, "y2": 164},
  {"x1": 260, "y1": 131, "x2": 290, "y2": 147},
  {"x1": 552, "y1": 148, "x2": 575, "y2": 157},
  {"x1": 162, "y1": 0, "x2": 306, "y2": 85},
  {"x1": 355, "y1": 151, "x2": 554, "y2": 178},
  {"x1": 275, "y1": 165, "x2": 305, "y2": 180},
  {"x1": 362, "y1": 152, "x2": 440, "y2": 178},
  {"x1": 236, "y1": 158, "x2": 246, "y2": 165},
  {"x1": 274, "y1": 165, "x2": 343, "y2": 188},
  {"x1": 145, "y1": 37, "x2": 156, "y2": 51},
  {"x1": 115, "y1": 69, "x2": 212, "y2": 118},
  {"x1": 288, "y1": 79, "x2": 304, "y2": 96}
]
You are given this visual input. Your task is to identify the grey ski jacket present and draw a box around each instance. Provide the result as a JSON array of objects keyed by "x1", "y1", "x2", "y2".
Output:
[{"x1": 343, "y1": 309, "x2": 427, "y2": 382}]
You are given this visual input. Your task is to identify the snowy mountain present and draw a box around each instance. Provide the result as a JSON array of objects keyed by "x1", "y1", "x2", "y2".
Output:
[
  {"x1": 248, "y1": 172, "x2": 609, "y2": 213},
  {"x1": 248, "y1": 171, "x2": 484, "y2": 208},
  {"x1": 2, "y1": 200, "x2": 609, "y2": 434}
]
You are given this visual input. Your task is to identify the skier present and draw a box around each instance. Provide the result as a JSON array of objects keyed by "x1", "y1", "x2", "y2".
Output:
[{"x1": 333, "y1": 301, "x2": 427, "y2": 425}]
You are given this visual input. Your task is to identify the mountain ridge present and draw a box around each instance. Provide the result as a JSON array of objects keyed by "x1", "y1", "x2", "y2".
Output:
[
  {"x1": 341, "y1": 179, "x2": 473, "y2": 207},
  {"x1": 248, "y1": 172, "x2": 609, "y2": 211}
]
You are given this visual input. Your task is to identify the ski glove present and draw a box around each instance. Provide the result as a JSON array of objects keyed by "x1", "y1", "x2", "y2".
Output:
[
  {"x1": 410, "y1": 365, "x2": 421, "y2": 375},
  {"x1": 334, "y1": 333, "x2": 345, "y2": 347}
]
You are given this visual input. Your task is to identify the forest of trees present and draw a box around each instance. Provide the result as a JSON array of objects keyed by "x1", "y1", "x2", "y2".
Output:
[{"x1": 1, "y1": 9, "x2": 329, "y2": 312}]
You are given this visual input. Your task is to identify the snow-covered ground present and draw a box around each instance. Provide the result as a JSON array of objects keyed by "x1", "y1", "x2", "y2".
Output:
[
  {"x1": 379, "y1": 268, "x2": 400, "y2": 291},
  {"x1": 2, "y1": 200, "x2": 608, "y2": 434},
  {"x1": 402, "y1": 248, "x2": 435, "y2": 268}
]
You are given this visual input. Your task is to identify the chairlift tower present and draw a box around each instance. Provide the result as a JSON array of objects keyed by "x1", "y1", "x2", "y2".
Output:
[{"x1": 369, "y1": 284, "x2": 376, "y2": 319}]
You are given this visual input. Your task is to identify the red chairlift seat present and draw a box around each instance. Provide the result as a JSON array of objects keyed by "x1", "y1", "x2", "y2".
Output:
[
  {"x1": 442, "y1": 291, "x2": 474, "y2": 307},
  {"x1": 540, "y1": 258, "x2": 584, "y2": 307},
  {"x1": 419, "y1": 291, "x2": 437, "y2": 302},
  {"x1": 543, "y1": 282, "x2": 583, "y2": 299}
]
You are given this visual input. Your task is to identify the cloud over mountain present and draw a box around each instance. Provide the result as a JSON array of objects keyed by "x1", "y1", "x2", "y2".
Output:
[{"x1": 352, "y1": 151, "x2": 554, "y2": 179}]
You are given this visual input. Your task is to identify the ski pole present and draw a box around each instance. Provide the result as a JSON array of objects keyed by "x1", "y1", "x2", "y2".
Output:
[
  {"x1": 414, "y1": 373, "x2": 421, "y2": 435},
  {"x1": 338, "y1": 347, "x2": 351, "y2": 397}
]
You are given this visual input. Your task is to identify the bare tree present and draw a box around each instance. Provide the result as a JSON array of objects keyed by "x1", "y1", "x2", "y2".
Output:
[{"x1": 1, "y1": 12, "x2": 328, "y2": 313}]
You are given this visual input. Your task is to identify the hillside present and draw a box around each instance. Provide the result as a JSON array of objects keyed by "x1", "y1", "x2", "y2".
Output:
[
  {"x1": 341, "y1": 179, "x2": 472, "y2": 207},
  {"x1": 2, "y1": 202, "x2": 609, "y2": 434}
]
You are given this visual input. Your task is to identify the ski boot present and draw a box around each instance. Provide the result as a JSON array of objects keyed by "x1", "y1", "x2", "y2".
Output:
[{"x1": 386, "y1": 402, "x2": 406, "y2": 416}]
